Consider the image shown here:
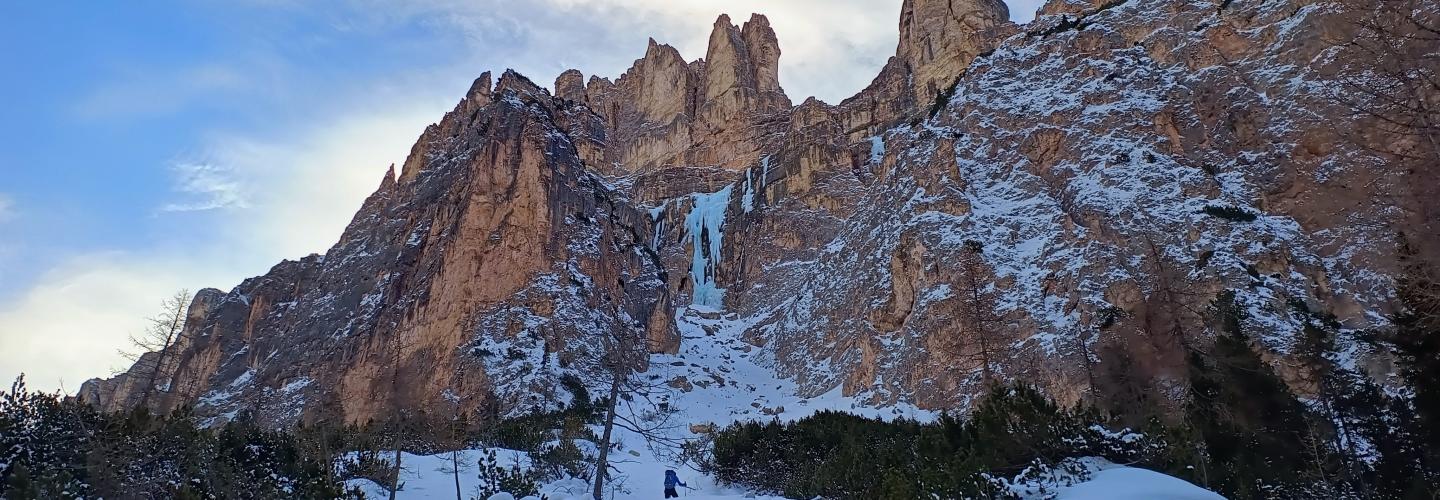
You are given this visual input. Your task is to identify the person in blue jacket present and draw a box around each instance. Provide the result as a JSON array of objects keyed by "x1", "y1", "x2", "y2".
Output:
[{"x1": 664, "y1": 469, "x2": 687, "y2": 498}]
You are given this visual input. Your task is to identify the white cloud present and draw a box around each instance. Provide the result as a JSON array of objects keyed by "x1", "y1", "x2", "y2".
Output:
[
  {"x1": 160, "y1": 162, "x2": 250, "y2": 212},
  {"x1": 0, "y1": 193, "x2": 13, "y2": 222},
  {"x1": 0, "y1": 252, "x2": 233, "y2": 393},
  {"x1": 204, "y1": 100, "x2": 448, "y2": 254}
]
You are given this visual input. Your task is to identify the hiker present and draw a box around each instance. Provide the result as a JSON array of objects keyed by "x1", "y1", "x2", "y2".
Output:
[{"x1": 664, "y1": 469, "x2": 687, "y2": 498}]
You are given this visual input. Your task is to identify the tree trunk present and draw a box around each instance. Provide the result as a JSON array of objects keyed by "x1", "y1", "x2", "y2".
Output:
[
  {"x1": 388, "y1": 328, "x2": 407, "y2": 500},
  {"x1": 452, "y1": 449, "x2": 462, "y2": 500},
  {"x1": 138, "y1": 302, "x2": 185, "y2": 410},
  {"x1": 1075, "y1": 329, "x2": 1099, "y2": 401},
  {"x1": 973, "y1": 284, "x2": 994, "y2": 387},
  {"x1": 592, "y1": 372, "x2": 622, "y2": 500},
  {"x1": 390, "y1": 447, "x2": 402, "y2": 500}
]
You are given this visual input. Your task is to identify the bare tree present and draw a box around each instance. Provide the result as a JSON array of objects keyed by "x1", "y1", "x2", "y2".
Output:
[
  {"x1": 1137, "y1": 235, "x2": 1204, "y2": 352},
  {"x1": 118, "y1": 289, "x2": 192, "y2": 411},
  {"x1": 1067, "y1": 322, "x2": 1101, "y2": 402},
  {"x1": 439, "y1": 383, "x2": 476, "y2": 500},
  {"x1": 583, "y1": 318, "x2": 683, "y2": 500},
  {"x1": 378, "y1": 327, "x2": 419, "y2": 500},
  {"x1": 388, "y1": 331, "x2": 410, "y2": 500},
  {"x1": 945, "y1": 241, "x2": 1010, "y2": 388},
  {"x1": 1332, "y1": 0, "x2": 1440, "y2": 260}
]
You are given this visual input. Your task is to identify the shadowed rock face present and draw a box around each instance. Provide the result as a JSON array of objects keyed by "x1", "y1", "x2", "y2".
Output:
[{"x1": 86, "y1": 0, "x2": 1432, "y2": 424}]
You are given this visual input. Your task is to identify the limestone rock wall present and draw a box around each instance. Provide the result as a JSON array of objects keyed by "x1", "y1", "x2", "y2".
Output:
[{"x1": 85, "y1": 72, "x2": 676, "y2": 424}]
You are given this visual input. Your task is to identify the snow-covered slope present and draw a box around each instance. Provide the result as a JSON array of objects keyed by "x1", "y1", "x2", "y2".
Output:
[
  {"x1": 346, "y1": 306, "x2": 1223, "y2": 499},
  {"x1": 349, "y1": 449, "x2": 1222, "y2": 500}
]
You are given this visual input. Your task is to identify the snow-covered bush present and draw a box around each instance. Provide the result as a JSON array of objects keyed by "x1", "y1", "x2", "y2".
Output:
[
  {"x1": 710, "y1": 384, "x2": 1166, "y2": 499},
  {"x1": 473, "y1": 449, "x2": 539, "y2": 499}
]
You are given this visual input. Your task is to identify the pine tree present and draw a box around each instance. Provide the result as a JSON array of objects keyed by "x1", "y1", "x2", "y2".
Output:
[
  {"x1": 1182, "y1": 290, "x2": 1319, "y2": 497},
  {"x1": 1093, "y1": 335, "x2": 1165, "y2": 429},
  {"x1": 473, "y1": 449, "x2": 538, "y2": 499},
  {"x1": 1388, "y1": 240, "x2": 1440, "y2": 483},
  {"x1": 945, "y1": 241, "x2": 1010, "y2": 388}
]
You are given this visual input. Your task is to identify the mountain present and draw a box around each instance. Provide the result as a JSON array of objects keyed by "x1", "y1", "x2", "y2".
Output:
[{"x1": 82, "y1": 0, "x2": 1422, "y2": 433}]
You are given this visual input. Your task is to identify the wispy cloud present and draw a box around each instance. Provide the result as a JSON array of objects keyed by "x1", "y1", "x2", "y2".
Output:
[
  {"x1": 0, "y1": 193, "x2": 14, "y2": 222},
  {"x1": 161, "y1": 162, "x2": 250, "y2": 212},
  {"x1": 74, "y1": 62, "x2": 270, "y2": 121},
  {"x1": 201, "y1": 98, "x2": 447, "y2": 253}
]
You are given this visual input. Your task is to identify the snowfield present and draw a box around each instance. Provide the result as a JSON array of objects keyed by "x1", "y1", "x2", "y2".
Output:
[
  {"x1": 346, "y1": 445, "x2": 787, "y2": 500},
  {"x1": 1056, "y1": 464, "x2": 1224, "y2": 500},
  {"x1": 347, "y1": 448, "x2": 1221, "y2": 499}
]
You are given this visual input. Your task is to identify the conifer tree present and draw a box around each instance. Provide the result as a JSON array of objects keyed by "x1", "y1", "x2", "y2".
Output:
[
  {"x1": 1183, "y1": 290, "x2": 1318, "y2": 497},
  {"x1": 1388, "y1": 240, "x2": 1440, "y2": 483},
  {"x1": 118, "y1": 290, "x2": 193, "y2": 411},
  {"x1": 946, "y1": 241, "x2": 1010, "y2": 387}
]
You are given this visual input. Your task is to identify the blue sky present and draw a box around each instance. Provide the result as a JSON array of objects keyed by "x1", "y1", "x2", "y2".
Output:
[{"x1": 0, "y1": 0, "x2": 1044, "y2": 391}]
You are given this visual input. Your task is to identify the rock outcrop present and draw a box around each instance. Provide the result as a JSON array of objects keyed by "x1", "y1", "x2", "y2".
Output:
[
  {"x1": 833, "y1": 0, "x2": 1014, "y2": 140},
  {"x1": 558, "y1": 14, "x2": 792, "y2": 173},
  {"x1": 898, "y1": 0, "x2": 1012, "y2": 111},
  {"x1": 85, "y1": 0, "x2": 1429, "y2": 426},
  {"x1": 85, "y1": 71, "x2": 676, "y2": 424}
]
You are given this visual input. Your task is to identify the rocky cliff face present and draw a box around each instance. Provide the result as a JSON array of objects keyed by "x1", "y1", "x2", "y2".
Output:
[
  {"x1": 86, "y1": 0, "x2": 1425, "y2": 426},
  {"x1": 86, "y1": 71, "x2": 677, "y2": 424},
  {"x1": 564, "y1": 14, "x2": 793, "y2": 174}
]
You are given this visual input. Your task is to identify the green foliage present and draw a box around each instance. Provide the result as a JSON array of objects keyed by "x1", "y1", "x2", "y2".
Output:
[
  {"x1": 0, "y1": 377, "x2": 360, "y2": 499},
  {"x1": 484, "y1": 377, "x2": 597, "y2": 454},
  {"x1": 1096, "y1": 305, "x2": 1126, "y2": 330},
  {"x1": 1201, "y1": 204, "x2": 1258, "y2": 222},
  {"x1": 1173, "y1": 291, "x2": 1343, "y2": 498},
  {"x1": 1392, "y1": 254, "x2": 1440, "y2": 447},
  {"x1": 473, "y1": 376, "x2": 597, "y2": 485},
  {"x1": 1029, "y1": 15, "x2": 1095, "y2": 38},
  {"x1": 713, "y1": 283, "x2": 1440, "y2": 499},
  {"x1": 1382, "y1": 243, "x2": 1440, "y2": 488},
  {"x1": 928, "y1": 77, "x2": 961, "y2": 118},
  {"x1": 473, "y1": 449, "x2": 540, "y2": 499},
  {"x1": 1025, "y1": 0, "x2": 1126, "y2": 39},
  {"x1": 525, "y1": 413, "x2": 593, "y2": 482},
  {"x1": 711, "y1": 384, "x2": 1165, "y2": 499}
]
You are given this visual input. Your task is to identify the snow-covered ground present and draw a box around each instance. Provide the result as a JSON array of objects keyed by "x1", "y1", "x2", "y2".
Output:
[
  {"x1": 348, "y1": 449, "x2": 1221, "y2": 499},
  {"x1": 1055, "y1": 462, "x2": 1224, "y2": 500},
  {"x1": 348, "y1": 307, "x2": 1223, "y2": 499},
  {"x1": 657, "y1": 306, "x2": 938, "y2": 425},
  {"x1": 346, "y1": 445, "x2": 785, "y2": 500}
]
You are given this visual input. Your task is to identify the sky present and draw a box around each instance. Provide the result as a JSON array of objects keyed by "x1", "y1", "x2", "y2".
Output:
[{"x1": 0, "y1": 0, "x2": 1046, "y2": 393}]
